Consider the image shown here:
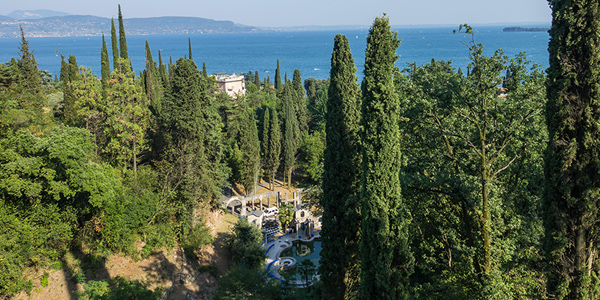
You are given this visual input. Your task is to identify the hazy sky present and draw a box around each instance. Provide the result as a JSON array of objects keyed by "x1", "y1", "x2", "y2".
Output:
[{"x1": 2, "y1": 0, "x2": 551, "y2": 27}]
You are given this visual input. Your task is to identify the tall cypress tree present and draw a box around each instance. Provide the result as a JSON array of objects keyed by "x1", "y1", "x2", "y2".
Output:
[
  {"x1": 239, "y1": 109, "x2": 260, "y2": 195},
  {"x1": 63, "y1": 55, "x2": 79, "y2": 124},
  {"x1": 188, "y1": 38, "x2": 193, "y2": 61},
  {"x1": 110, "y1": 18, "x2": 119, "y2": 71},
  {"x1": 59, "y1": 54, "x2": 68, "y2": 83},
  {"x1": 360, "y1": 16, "x2": 413, "y2": 300},
  {"x1": 254, "y1": 71, "x2": 260, "y2": 89},
  {"x1": 262, "y1": 107, "x2": 270, "y2": 165},
  {"x1": 281, "y1": 82, "x2": 298, "y2": 188},
  {"x1": 144, "y1": 40, "x2": 162, "y2": 115},
  {"x1": 544, "y1": 0, "x2": 600, "y2": 298},
  {"x1": 118, "y1": 5, "x2": 128, "y2": 61},
  {"x1": 100, "y1": 34, "x2": 110, "y2": 87},
  {"x1": 321, "y1": 34, "x2": 362, "y2": 300},
  {"x1": 202, "y1": 62, "x2": 208, "y2": 77},
  {"x1": 158, "y1": 50, "x2": 169, "y2": 90},
  {"x1": 275, "y1": 59, "x2": 282, "y2": 91},
  {"x1": 292, "y1": 69, "x2": 308, "y2": 134},
  {"x1": 266, "y1": 108, "x2": 281, "y2": 191}
]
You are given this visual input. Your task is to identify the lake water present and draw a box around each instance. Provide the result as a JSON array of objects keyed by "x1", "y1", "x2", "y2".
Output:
[{"x1": 0, "y1": 26, "x2": 550, "y2": 80}]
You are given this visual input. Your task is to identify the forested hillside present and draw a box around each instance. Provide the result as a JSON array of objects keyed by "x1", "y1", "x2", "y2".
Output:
[{"x1": 2, "y1": 1, "x2": 600, "y2": 300}]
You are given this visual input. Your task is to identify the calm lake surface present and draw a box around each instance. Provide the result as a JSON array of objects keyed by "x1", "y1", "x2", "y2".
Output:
[{"x1": 0, "y1": 26, "x2": 550, "y2": 80}]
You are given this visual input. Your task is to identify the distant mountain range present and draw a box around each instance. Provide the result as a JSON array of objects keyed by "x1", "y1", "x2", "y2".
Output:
[{"x1": 0, "y1": 9, "x2": 260, "y2": 38}]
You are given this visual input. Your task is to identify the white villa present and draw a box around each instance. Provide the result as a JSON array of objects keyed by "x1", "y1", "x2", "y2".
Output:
[{"x1": 213, "y1": 73, "x2": 246, "y2": 97}]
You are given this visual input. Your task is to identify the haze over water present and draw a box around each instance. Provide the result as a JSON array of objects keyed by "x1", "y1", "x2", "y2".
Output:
[{"x1": 0, "y1": 25, "x2": 549, "y2": 80}]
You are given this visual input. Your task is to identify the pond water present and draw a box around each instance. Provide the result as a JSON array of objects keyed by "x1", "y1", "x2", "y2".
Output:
[{"x1": 279, "y1": 239, "x2": 321, "y2": 281}]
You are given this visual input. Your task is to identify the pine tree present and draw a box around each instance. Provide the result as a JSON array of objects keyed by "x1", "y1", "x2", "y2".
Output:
[
  {"x1": 321, "y1": 34, "x2": 362, "y2": 300},
  {"x1": 101, "y1": 34, "x2": 110, "y2": 87},
  {"x1": 118, "y1": 5, "x2": 128, "y2": 61},
  {"x1": 543, "y1": 0, "x2": 600, "y2": 298},
  {"x1": 111, "y1": 18, "x2": 119, "y2": 71},
  {"x1": 292, "y1": 69, "x2": 308, "y2": 134},
  {"x1": 254, "y1": 71, "x2": 260, "y2": 89},
  {"x1": 281, "y1": 82, "x2": 298, "y2": 188},
  {"x1": 275, "y1": 59, "x2": 282, "y2": 91},
  {"x1": 360, "y1": 16, "x2": 413, "y2": 300},
  {"x1": 17, "y1": 25, "x2": 41, "y2": 94}
]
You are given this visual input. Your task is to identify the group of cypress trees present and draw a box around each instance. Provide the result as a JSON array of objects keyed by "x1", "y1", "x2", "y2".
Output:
[
  {"x1": 320, "y1": 16, "x2": 412, "y2": 299},
  {"x1": 320, "y1": 2, "x2": 600, "y2": 298}
]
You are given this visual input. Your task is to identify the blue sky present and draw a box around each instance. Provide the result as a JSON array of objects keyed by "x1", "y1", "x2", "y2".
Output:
[{"x1": 2, "y1": 0, "x2": 551, "y2": 27}]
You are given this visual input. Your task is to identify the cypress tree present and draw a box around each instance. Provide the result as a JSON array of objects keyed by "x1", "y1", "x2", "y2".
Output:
[
  {"x1": 118, "y1": 5, "x2": 128, "y2": 61},
  {"x1": 281, "y1": 82, "x2": 298, "y2": 188},
  {"x1": 144, "y1": 40, "x2": 162, "y2": 115},
  {"x1": 202, "y1": 62, "x2": 207, "y2": 77},
  {"x1": 254, "y1": 71, "x2": 260, "y2": 89},
  {"x1": 266, "y1": 108, "x2": 281, "y2": 191},
  {"x1": 321, "y1": 34, "x2": 362, "y2": 299},
  {"x1": 63, "y1": 55, "x2": 79, "y2": 123},
  {"x1": 111, "y1": 18, "x2": 119, "y2": 71},
  {"x1": 158, "y1": 50, "x2": 169, "y2": 90},
  {"x1": 543, "y1": 0, "x2": 600, "y2": 298},
  {"x1": 275, "y1": 59, "x2": 282, "y2": 91},
  {"x1": 188, "y1": 38, "x2": 193, "y2": 61},
  {"x1": 163, "y1": 58, "x2": 225, "y2": 202},
  {"x1": 101, "y1": 34, "x2": 110, "y2": 87},
  {"x1": 59, "y1": 54, "x2": 68, "y2": 83},
  {"x1": 17, "y1": 25, "x2": 41, "y2": 93},
  {"x1": 292, "y1": 69, "x2": 308, "y2": 134},
  {"x1": 360, "y1": 16, "x2": 413, "y2": 300},
  {"x1": 239, "y1": 109, "x2": 260, "y2": 195},
  {"x1": 262, "y1": 108, "x2": 270, "y2": 165}
]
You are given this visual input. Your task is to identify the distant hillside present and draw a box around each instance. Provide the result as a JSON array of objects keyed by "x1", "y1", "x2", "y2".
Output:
[
  {"x1": 8, "y1": 9, "x2": 70, "y2": 20},
  {"x1": 0, "y1": 15, "x2": 260, "y2": 38}
]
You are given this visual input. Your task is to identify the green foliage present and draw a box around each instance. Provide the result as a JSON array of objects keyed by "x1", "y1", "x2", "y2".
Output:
[
  {"x1": 360, "y1": 15, "x2": 413, "y2": 300},
  {"x1": 100, "y1": 34, "x2": 110, "y2": 87},
  {"x1": 118, "y1": 5, "x2": 128, "y2": 62},
  {"x1": 226, "y1": 217, "x2": 265, "y2": 269},
  {"x1": 543, "y1": 1, "x2": 600, "y2": 298},
  {"x1": 275, "y1": 59, "x2": 282, "y2": 91},
  {"x1": 281, "y1": 82, "x2": 298, "y2": 188},
  {"x1": 110, "y1": 18, "x2": 119, "y2": 71},
  {"x1": 298, "y1": 130, "x2": 325, "y2": 183},
  {"x1": 102, "y1": 60, "x2": 151, "y2": 175},
  {"x1": 18, "y1": 26, "x2": 42, "y2": 94},
  {"x1": 401, "y1": 27, "x2": 547, "y2": 298},
  {"x1": 40, "y1": 272, "x2": 49, "y2": 287},
  {"x1": 292, "y1": 69, "x2": 309, "y2": 134},
  {"x1": 214, "y1": 266, "x2": 283, "y2": 300},
  {"x1": 162, "y1": 58, "x2": 226, "y2": 204},
  {"x1": 181, "y1": 221, "x2": 214, "y2": 260},
  {"x1": 264, "y1": 108, "x2": 281, "y2": 190},
  {"x1": 80, "y1": 276, "x2": 162, "y2": 300},
  {"x1": 321, "y1": 33, "x2": 362, "y2": 300},
  {"x1": 279, "y1": 203, "x2": 294, "y2": 232}
]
